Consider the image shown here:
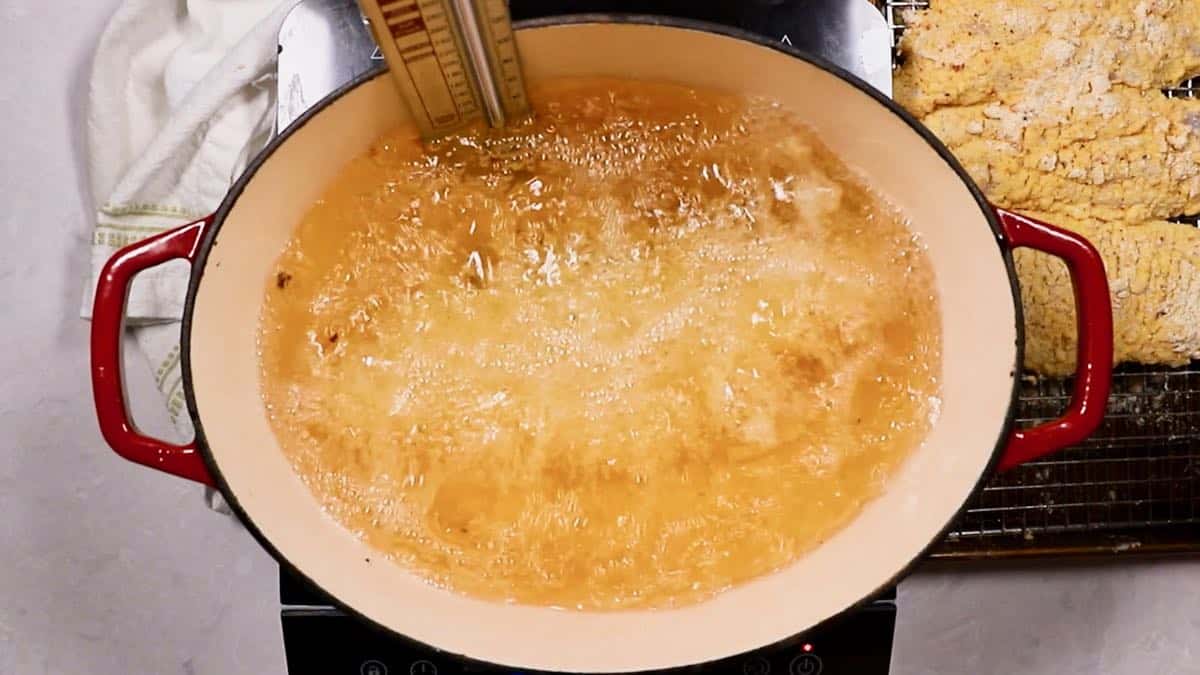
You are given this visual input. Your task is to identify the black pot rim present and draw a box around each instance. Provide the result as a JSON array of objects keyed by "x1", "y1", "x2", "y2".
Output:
[{"x1": 181, "y1": 13, "x2": 1023, "y2": 672}]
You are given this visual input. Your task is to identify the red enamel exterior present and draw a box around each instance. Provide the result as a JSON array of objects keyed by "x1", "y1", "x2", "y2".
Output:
[
  {"x1": 89, "y1": 217, "x2": 215, "y2": 486},
  {"x1": 993, "y1": 208, "x2": 1114, "y2": 471}
]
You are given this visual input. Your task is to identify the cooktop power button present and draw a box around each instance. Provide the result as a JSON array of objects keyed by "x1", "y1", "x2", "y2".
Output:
[
  {"x1": 408, "y1": 661, "x2": 438, "y2": 675},
  {"x1": 790, "y1": 653, "x2": 823, "y2": 675}
]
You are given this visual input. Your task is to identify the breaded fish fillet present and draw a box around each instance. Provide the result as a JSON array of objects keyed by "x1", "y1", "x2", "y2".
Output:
[
  {"x1": 1015, "y1": 215, "x2": 1200, "y2": 373},
  {"x1": 919, "y1": 91, "x2": 1200, "y2": 223},
  {"x1": 896, "y1": 0, "x2": 1200, "y2": 117}
]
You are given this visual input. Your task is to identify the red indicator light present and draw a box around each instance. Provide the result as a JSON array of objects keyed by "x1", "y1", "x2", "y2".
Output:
[{"x1": 802, "y1": 643, "x2": 814, "y2": 652}]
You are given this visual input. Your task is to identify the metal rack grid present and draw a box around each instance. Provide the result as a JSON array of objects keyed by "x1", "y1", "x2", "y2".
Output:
[
  {"x1": 883, "y1": 0, "x2": 1200, "y2": 557},
  {"x1": 938, "y1": 368, "x2": 1200, "y2": 557}
]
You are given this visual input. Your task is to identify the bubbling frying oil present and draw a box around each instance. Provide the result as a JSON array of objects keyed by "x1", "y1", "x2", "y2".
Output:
[{"x1": 258, "y1": 78, "x2": 942, "y2": 610}]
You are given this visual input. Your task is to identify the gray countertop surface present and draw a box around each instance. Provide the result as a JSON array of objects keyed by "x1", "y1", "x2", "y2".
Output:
[{"x1": 3, "y1": 2, "x2": 1198, "y2": 673}]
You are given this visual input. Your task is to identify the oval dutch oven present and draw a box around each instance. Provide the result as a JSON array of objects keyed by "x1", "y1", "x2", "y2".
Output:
[{"x1": 90, "y1": 17, "x2": 1113, "y2": 674}]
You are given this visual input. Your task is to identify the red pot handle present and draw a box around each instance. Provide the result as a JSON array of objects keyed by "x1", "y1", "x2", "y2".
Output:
[
  {"x1": 994, "y1": 208, "x2": 1113, "y2": 471},
  {"x1": 90, "y1": 217, "x2": 215, "y2": 486}
]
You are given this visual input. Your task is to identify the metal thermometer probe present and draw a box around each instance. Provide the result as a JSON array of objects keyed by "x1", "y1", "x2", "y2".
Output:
[{"x1": 356, "y1": 0, "x2": 530, "y2": 139}]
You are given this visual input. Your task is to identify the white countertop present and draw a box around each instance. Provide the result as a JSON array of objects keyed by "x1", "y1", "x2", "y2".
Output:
[{"x1": 2, "y1": 2, "x2": 1198, "y2": 673}]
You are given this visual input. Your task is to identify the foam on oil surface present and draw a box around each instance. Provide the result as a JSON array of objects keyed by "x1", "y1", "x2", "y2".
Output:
[{"x1": 258, "y1": 77, "x2": 942, "y2": 610}]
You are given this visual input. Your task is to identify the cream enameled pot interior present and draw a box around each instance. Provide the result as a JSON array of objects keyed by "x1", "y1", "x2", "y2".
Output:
[{"x1": 187, "y1": 22, "x2": 1018, "y2": 673}]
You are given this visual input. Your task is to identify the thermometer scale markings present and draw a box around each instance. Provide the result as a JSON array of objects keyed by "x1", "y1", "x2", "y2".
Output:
[
  {"x1": 476, "y1": 0, "x2": 528, "y2": 115},
  {"x1": 360, "y1": 0, "x2": 528, "y2": 139}
]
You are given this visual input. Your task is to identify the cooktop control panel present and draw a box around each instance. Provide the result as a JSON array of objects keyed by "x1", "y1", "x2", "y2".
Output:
[
  {"x1": 282, "y1": 607, "x2": 894, "y2": 675},
  {"x1": 281, "y1": 571, "x2": 895, "y2": 675}
]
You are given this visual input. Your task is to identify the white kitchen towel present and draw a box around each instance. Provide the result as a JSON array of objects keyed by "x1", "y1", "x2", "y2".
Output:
[{"x1": 82, "y1": 0, "x2": 300, "y2": 438}]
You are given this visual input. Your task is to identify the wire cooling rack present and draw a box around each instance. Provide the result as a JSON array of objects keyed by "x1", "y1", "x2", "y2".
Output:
[
  {"x1": 939, "y1": 368, "x2": 1200, "y2": 558},
  {"x1": 883, "y1": 0, "x2": 1200, "y2": 558}
]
